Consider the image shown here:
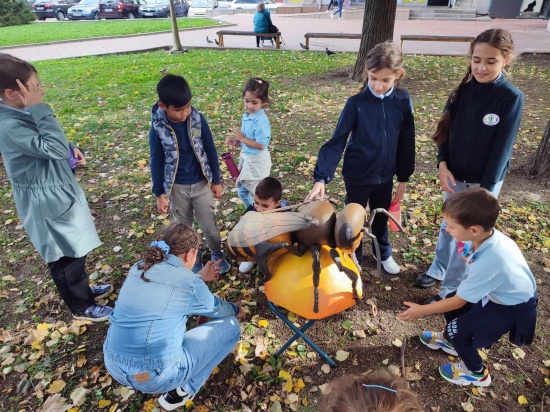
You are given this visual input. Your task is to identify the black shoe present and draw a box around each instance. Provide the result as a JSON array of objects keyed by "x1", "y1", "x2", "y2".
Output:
[
  {"x1": 415, "y1": 273, "x2": 437, "y2": 289},
  {"x1": 424, "y1": 294, "x2": 442, "y2": 305},
  {"x1": 158, "y1": 387, "x2": 194, "y2": 411}
]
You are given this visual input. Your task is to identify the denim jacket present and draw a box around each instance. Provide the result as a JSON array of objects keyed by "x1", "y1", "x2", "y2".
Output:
[{"x1": 103, "y1": 254, "x2": 239, "y2": 368}]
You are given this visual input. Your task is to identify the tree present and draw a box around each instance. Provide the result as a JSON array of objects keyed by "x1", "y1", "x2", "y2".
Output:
[
  {"x1": 0, "y1": 0, "x2": 36, "y2": 27},
  {"x1": 168, "y1": 0, "x2": 186, "y2": 54},
  {"x1": 352, "y1": 0, "x2": 397, "y2": 82},
  {"x1": 525, "y1": 119, "x2": 550, "y2": 180}
]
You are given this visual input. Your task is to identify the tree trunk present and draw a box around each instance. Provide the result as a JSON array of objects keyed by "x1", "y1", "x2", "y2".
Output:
[
  {"x1": 169, "y1": 0, "x2": 185, "y2": 53},
  {"x1": 352, "y1": 0, "x2": 397, "y2": 82},
  {"x1": 526, "y1": 118, "x2": 550, "y2": 178}
]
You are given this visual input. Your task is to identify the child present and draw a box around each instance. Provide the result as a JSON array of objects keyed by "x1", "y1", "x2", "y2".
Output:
[
  {"x1": 321, "y1": 369, "x2": 425, "y2": 411},
  {"x1": 103, "y1": 222, "x2": 242, "y2": 411},
  {"x1": 225, "y1": 77, "x2": 272, "y2": 209},
  {"x1": 416, "y1": 29, "x2": 525, "y2": 299},
  {"x1": 398, "y1": 188, "x2": 538, "y2": 387},
  {"x1": 306, "y1": 41, "x2": 415, "y2": 275},
  {"x1": 0, "y1": 54, "x2": 112, "y2": 322},
  {"x1": 149, "y1": 74, "x2": 230, "y2": 275},
  {"x1": 238, "y1": 176, "x2": 289, "y2": 274}
]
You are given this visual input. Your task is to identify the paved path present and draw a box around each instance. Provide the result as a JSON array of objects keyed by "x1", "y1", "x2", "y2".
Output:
[{"x1": 4, "y1": 14, "x2": 550, "y2": 62}]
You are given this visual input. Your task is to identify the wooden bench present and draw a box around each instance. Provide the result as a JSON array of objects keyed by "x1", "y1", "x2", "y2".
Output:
[
  {"x1": 304, "y1": 32, "x2": 361, "y2": 49},
  {"x1": 216, "y1": 30, "x2": 282, "y2": 49},
  {"x1": 400, "y1": 35, "x2": 475, "y2": 50}
]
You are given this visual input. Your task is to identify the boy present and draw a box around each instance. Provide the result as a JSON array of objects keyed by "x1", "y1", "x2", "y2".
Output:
[
  {"x1": 398, "y1": 188, "x2": 537, "y2": 387},
  {"x1": 239, "y1": 176, "x2": 289, "y2": 273},
  {"x1": 149, "y1": 74, "x2": 230, "y2": 274}
]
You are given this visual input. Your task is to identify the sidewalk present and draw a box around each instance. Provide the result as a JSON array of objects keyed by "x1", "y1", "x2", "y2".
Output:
[{"x1": 4, "y1": 14, "x2": 550, "y2": 62}]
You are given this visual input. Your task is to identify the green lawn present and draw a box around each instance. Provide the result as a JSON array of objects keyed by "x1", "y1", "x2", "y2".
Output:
[{"x1": 0, "y1": 18, "x2": 223, "y2": 47}]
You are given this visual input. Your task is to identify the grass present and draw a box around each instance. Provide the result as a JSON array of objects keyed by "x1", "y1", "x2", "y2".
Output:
[
  {"x1": 0, "y1": 50, "x2": 549, "y2": 411},
  {"x1": 0, "y1": 18, "x2": 223, "y2": 47}
]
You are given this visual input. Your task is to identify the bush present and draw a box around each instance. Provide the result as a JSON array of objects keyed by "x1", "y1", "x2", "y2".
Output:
[{"x1": 0, "y1": 0, "x2": 36, "y2": 27}]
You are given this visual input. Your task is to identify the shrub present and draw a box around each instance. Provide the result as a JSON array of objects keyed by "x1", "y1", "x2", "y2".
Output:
[{"x1": 0, "y1": 0, "x2": 36, "y2": 27}]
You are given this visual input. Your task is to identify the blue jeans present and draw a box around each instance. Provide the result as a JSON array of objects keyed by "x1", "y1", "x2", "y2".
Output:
[
  {"x1": 237, "y1": 185, "x2": 254, "y2": 208},
  {"x1": 105, "y1": 317, "x2": 241, "y2": 395},
  {"x1": 332, "y1": 0, "x2": 342, "y2": 17},
  {"x1": 427, "y1": 180, "x2": 503, "y2": 297}
]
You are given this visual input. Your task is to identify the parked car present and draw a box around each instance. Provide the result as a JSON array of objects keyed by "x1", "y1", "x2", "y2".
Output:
[
  {"x1": 33, "y1": 0, "x2": 80, "y2": 20},
  {"x1": 223, "y1": 0, "x2": 283, "y2": 10},
  {"x1": 67, "y1": 0, "x2": 100, "y2": 19},
  {"x1": 138, "y1": 0, "x2": 188, "y2": 17},
  {"x1": 98, "y1": 0, "x2": 146, "y2": 19},
  {"x1": 187, "y1": 0, "x2": 216, "y2": 16}
]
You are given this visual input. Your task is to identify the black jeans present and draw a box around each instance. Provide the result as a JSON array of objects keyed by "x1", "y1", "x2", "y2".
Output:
[
  {"x1": 345, "y1": 179, "x2": 393, "y2": 263},
  {"x1": 48, "y1": 255, "x2": 94, "y2": 313},
  {"x1": 444, "y1": 292, "x2": 538, "y2": 372}
]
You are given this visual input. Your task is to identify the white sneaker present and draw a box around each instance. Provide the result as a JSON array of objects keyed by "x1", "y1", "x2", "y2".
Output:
[
  {"x1": 381, "y1": 256, "x2": 400, "y2": 274},
  {"x1": 239, "y1": 261, "x2": 256, "y2": 274},
  {"x1": 330, "y1": 13, "x2": 334, "y2": 19}
]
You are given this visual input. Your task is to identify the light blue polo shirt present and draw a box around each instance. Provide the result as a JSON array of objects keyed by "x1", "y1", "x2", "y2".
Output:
[
  {"x1": 457, "y1": 229, "x2": 536, "y2": 305},
  {"x1": 240, "y1": 108, "x2": 271, "y2": 156}
]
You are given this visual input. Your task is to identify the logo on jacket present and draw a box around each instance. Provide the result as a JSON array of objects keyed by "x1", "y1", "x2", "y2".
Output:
[{"x1": 483, "y1": 114, "x2": 500, "y2": 126}]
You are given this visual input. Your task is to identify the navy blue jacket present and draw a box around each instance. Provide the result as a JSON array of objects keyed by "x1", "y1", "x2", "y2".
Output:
[
  {"x1": 314, "y1": 87, "x2": 415, "y2": 186},
  {"x1": 437, "y1": 75, "x2": 524, "y2": 191}
]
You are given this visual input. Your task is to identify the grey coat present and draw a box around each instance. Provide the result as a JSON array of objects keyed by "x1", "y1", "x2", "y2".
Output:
[{"x1": 0, "y1": 104, "x2": 101, "y2": 263}]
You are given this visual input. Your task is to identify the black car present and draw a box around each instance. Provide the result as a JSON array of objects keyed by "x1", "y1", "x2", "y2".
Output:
[
  {"x1": 99, "y1": 0, "x2": 146, "y2": 19},
  {"x1": 138, "y1": 0, "x2": 188, "y2": 17},
  {"x1": 33, "y1": 0, "x2": 79, "y2": 20}
]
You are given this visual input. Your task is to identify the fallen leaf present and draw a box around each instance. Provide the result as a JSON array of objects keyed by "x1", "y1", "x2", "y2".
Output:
[
  {"x1": 518, "y1": 395, "x2": 528, "y2": 405},
  {"x1": 258, "y1": 319, "x2": 269, "y2": 328},
  {"x1": 392, "y1": 339, "x2": 403, "y2": 348},
  {"x1": 461, "y1": 401, "x2": 474, "y2": 411},
  {"x1": 321, "y1": 364, "x2": 331, "y2": 374},
  {"x1": 47, "y1": 380, "x2": 66, "y2": 394},
  {"x1": 38, "y1": 394, "x2": 72, "y2": 412},
  {"x1": 70, "y1": 386, "x2": 91, "y2": 407},
  {"x1": 335, "y1": 350, "x2": 349, "y2": 362}
]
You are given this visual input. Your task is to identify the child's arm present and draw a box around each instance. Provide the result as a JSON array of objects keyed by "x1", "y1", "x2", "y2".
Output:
[
  {"x1": 234, "y1": 128, "x2": 265, "y2": 150},
  {"x1": 480, "y1": 91, "x2": 524, "y2": 191},
  {"x1": 395, "y1": 97, "x2": 415, "y2": 192},
  {"x1": 397, "y1": 294, "x2": 467, "y2": 322},
  {"x1": 200, "y1": 115, "x2": 222, "y2": 197},
  {"x1": 148, "y1": 126, "x2": 169, "y2": 214}
]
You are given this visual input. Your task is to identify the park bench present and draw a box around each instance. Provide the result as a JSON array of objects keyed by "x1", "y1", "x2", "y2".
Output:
[
  {"x1": 304, "y1": 32, "x2": 361, "y2": 49},
  {"x1": 400, "y1": 34, "x2": 475, "y2": 50},
  {"x1": 216, "y1": 30, "x2": 282, "y2": 49}
]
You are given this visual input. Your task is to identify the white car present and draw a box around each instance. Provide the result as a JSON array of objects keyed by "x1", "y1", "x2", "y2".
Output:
[{"x1": 223, "y1": 0, "x2": 283, "y2": 10}]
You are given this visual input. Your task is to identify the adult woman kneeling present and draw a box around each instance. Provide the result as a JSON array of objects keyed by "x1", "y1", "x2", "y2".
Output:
[{"x1": 103, "y1": 222, "x2": 242, "y2": 411}]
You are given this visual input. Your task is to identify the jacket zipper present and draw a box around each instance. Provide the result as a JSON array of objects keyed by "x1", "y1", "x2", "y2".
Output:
[
  {"x1": 187, "y1": 113, "x2": 210, "y2": 187},
  {"x1": 167, "y1": 123, "x2": 178, "y2": 196}
]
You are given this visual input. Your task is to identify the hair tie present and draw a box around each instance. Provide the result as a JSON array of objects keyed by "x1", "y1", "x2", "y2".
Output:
[
  {"x1": 362, "y1": 384, "x2": 397, "y2": 394},
  {"x1": 150, "y1": 240, "x2": 170, "y2": 254},
  {"x1": 256, "y1": 79, "x2": 263, "y2": 84}
]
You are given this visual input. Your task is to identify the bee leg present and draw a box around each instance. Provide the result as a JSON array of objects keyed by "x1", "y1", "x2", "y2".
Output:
[
  {"x1": 329, "y1": 248, "x2": 360, "y2": 305},
  {"x1": 312, "y1": 245, "x2": 321, "y2": 313}
]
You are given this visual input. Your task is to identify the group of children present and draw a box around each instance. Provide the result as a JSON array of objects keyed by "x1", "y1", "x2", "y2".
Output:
[{"x1": 0, "y1": 26, "x2": 538, "y2": 410}]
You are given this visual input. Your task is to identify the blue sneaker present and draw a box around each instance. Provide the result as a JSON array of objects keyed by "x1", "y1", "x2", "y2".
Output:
[
  {"x1": 91, "y1": 284, "x2": 113, "y2": 301},
  {"x1": 439, "y1": 361, "x2": 492, "y2": 387},
  {"x1": 192, "y1": 249, "x2": 203, "y2": 274},
  {"x1": 419, "y1": 331, "x2": 458, "y2": 356},
  {"x1": 211, "y1": 250, "x2": 231, "y2": 275},
  {"x1": 72, "y1": 303, "x2": 113, "y2": 323}
]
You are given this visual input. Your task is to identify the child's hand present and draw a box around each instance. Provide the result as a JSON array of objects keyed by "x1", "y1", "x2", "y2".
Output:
[
  {"x1": 211, "y1": 183, "x2": 222, "y2": 199},
  {"x1": 15, "y1": 79, "x2": 44, "y2": 107},
  {"x1": 396, "y1": 182, "x2": 406, "y2": 200},
  {"x1": 156, "y1": 194, "x2": 169, "y2": 215},
  {"x1": 305, "y1": 182, "x2": 325, "y2": 201},
  {"x1": 397, "y1": 302, "x2": 424, "y2": 322},
  {"x1": 199, "y1": 260, "x2": 222, "y2": 282},
  {"x1": 438, "y1": 162, "x2": 457, "y2": 193},
  {"x1": 225, "y1": 136, "x2": 238, "y2": 148},
  {"x1": 233, "y1": 128, "x2": 245, "y2": 142},
  {"x1": 73, "y1": 148, "x2": 87, "y2": 167}
]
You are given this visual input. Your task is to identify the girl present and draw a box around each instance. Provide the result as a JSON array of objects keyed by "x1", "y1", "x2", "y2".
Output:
[
  {"x1": 0, "y1": 54, "x2": 112, "y2": 322},
  {"x1": 306, "y1": 42, "x2": 415, "y2": 275},
  {"x1": 331, "y1": 0, "x2": 342, "y2": 19},
  {"x1": 416, "y1": 29, "x2": 524, "y2": 301},
  {"x1": 103, "y1": 222, "x2": 242, "y2": 411},
  {"x1": 321, "y1": 369, "x2": 425, "y2": 411},
  {"x1": 225, "y1": 77, "x2": 272, "y2": 208}
]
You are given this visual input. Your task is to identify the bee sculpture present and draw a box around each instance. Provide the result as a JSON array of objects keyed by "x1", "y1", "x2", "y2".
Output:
[{"x1": 226, "y1": 200, "x2": 404, "y2": 313}]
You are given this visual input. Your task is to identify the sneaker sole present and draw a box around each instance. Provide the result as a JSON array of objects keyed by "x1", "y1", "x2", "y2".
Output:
[
  {"x1": 72, "y1": 314, "x2": 110, "y2": 323},
  {"x1": 157, "y1": 395, "x2": 188, "y2": 411},
  {"x1": 93, "y1": 285, "x2": 114, "y2": 301},
  {"x1": 420, "y1": 334, "x2": 458, "y2": 356},
  {"x1": 439, "y1": 367, "x2": 492, "y2": 387}
]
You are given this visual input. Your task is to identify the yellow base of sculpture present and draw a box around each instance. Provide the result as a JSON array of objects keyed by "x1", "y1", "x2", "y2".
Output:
[{"x1": 264, "y1": 245, "x2": 363, "y2": 320}]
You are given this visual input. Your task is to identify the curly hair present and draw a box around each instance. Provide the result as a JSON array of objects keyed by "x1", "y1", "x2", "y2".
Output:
[
  {"x1": 138, "y1": 222, "x2": 201, "y2": 282},
  {"x1": 321, "y1": 369, "x2": 425, "y2": 412}
]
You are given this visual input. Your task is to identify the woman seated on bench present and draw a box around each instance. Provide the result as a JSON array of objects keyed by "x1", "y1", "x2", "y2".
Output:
[{"x1": 253, "y1": 2, "x2": 274, "y2": 47}]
